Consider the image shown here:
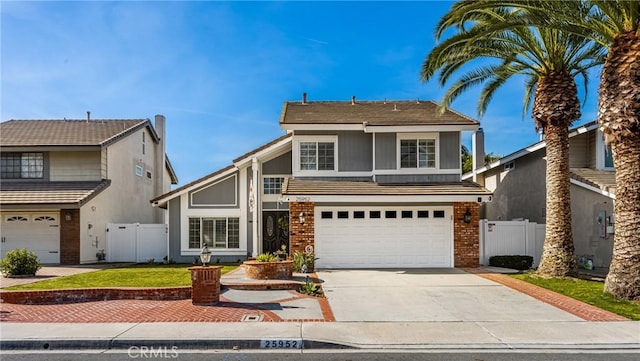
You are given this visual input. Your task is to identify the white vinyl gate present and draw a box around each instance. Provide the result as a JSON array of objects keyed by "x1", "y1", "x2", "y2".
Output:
[
  {"x1": 479, "y1": 220, "x2": 545, "y2": 267},
  {"x1": 107, "y1": 224, "x2": 167, "y2": 263}
]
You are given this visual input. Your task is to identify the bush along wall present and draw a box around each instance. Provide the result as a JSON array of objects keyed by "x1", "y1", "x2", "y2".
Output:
[{"x1": 489, "y1": 255, "x2": 533, "y2": 271}]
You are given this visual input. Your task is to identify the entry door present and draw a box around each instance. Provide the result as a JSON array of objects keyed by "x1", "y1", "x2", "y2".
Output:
[{"x1": 262, "y1": 211, "x2": 289, "y2": 254}]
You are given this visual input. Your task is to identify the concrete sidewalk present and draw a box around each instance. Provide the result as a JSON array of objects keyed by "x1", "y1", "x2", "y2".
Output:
[{"x1": 1, "y1": 320, "x2": 639, "y2": 351}]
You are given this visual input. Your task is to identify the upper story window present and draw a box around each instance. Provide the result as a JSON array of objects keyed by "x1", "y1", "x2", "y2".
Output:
[
  {"x1": 300, "y1": 142, "x2": 334, "y2": 170},
  {"x1": 0, "y1": 152, "x2": 44, "y2": 179},
  {"x1": 263, "y1": 177, "x2": 284, "y2": 195},
  {"x1": 399, "y1": 136, "x2": 437, "y2": 169},
  {"x1": 604, "y1": 145, "x2": 613, "y2": 168},
  {"x1": 294, "y1": 136, "x2": 337, "y2": 174}
]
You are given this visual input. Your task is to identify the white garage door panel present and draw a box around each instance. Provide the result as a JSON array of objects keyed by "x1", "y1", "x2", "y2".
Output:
[
  {"x1": 1, "y1": 213, "x2": 60, "y2": 264},
  {"x1": 315, "y1": 207, "x2": 452, "y2": 269}
]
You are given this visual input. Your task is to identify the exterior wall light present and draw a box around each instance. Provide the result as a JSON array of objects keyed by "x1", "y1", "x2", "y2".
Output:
[
  {"x1": 463, "y1": 208, "x2": 472, "y2": 224},
  {"x1": 200, "y1": 244, "x2": 212, "y2": 266},
  {"x1": 65, "y1": 212, "x2": 72, "y2": 221},
  {"x1": 299, "y1": 211, "x2": 306, "y2": 225}
]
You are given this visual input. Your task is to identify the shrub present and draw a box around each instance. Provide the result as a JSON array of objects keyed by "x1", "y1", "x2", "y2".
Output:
[
  {"x1": 489, "y1": 255, "x2": 533, "y2": 270},
  {"x1": 256, "y1": 253, "x2": 279, "y2": 262},
  {"x1": 1, "y1": 248, "x2": 42, "y2": 276},
  {"x1": 292, "y1": 251, "x2": 318, "y2": 273}
]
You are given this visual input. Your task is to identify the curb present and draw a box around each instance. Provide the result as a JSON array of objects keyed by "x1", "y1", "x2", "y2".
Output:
[{"x1": 0, "y1": 338, "x2": 354, "y2": 351}]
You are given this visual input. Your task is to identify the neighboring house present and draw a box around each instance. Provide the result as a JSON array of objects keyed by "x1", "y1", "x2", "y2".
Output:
[
  {"x1": 466, "y1": 121, "x2": 615, "y2": 267},
  {"x1": 152, "y1": 96, "x2": 492, "y2": 268},
  {"x1": 0, "y1": 115, "x2": 178, "y2": 264}
]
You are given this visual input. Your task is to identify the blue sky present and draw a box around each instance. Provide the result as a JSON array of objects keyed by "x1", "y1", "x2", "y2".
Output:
[{"x1": 1, "y1": 1, "x2": 601, "y2": 186}]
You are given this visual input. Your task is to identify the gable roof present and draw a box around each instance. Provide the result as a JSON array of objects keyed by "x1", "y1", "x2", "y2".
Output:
[
  {"x1": 280, "y1": 99, "x2": 478, "y2": 127},
  {"x1": 151, "y1": 133, "x2": 292, "y2": 207},
  {"x1": 0, "y1": 119, "x2": 152, "y2": 147},
  {"x1": 465, "y1": 121, "x2": 599, "y2": 178}
]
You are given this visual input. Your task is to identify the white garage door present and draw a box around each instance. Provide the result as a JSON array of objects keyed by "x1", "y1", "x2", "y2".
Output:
[
  {"x1": 0, "y1": 212, "x2": 60, "y2": 264},
  {"x1": 315, "y1": 206, "x2": 452, "y2": 268}
]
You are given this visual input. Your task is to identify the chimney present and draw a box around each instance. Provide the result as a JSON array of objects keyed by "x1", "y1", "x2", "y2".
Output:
[
  {"x1": 472, "y1": 128, "x2": 485, "y2": 182},
  {"x1": 351, "y1": 95, "x2": 356, "y2": 105},
  {"x1": 302, "y1": 92, "x2": 307, "y2": 104},
  {"x1": 87, "y1": 111, "x2": 91, "y2": 122},
  {"x1": 154, "y1": 115, "x2": 167, "y2": 214}
]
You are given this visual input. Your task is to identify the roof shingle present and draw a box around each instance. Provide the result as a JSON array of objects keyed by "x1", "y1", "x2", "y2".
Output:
[
  {"x1": 0, "y1": 181, "x2": 110, "y2": 206},
  {"x1": 0, "y1": 119, "x2": 148, "y2": 146},
  {"x1": 283, "y1": 178, "x2": 491, "y2": 196},
  {"x1": 280, "y1": 100, "x2": 478, "y2": 126}
]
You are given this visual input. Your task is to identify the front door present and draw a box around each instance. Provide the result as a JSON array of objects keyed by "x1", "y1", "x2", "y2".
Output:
[{"x1": 262, "y1": 211, "x2": 289, "y2": 254}]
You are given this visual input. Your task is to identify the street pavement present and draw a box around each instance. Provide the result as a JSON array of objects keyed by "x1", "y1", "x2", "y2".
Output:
[{"x1": 1, "y1": 267, "x2": 639, "y2": 352}]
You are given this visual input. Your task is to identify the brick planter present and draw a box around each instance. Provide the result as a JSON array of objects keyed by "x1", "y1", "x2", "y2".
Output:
[{"x1": 243, "y1": 260, "x2": 294, "y2": 280}]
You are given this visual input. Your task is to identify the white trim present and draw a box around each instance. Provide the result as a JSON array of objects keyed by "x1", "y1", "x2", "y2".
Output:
[
  {"x1": 233, "y1": 136, "x2": 292, "y2": 168},
  {"x1": 282, "y1": 124, "x2": 364, "y2": 132},
  {"x1": 189, "y1": 173, "x2": 238, "y2": 207},
  {"x1": 570, "y1": 178, "x2": 615, "y2": 199},
  {"x1": 365, "y1": 124, "x2": 479, "y2": 133},
  {"x1": 595, "y1": 133, "x2": 615, "y2": 171},
  {"x1": 251, "y1": 158, "x2": 260, "y2": 257},
  {"x1": 153, "y1": 166, "x2": 238, "y2": 206},
  {"x1": 292, "y1": 135, "x2": 339, "y2": 177},
  {"x1": 396, "y1": 133, "x2": 440, "y2": 171},
  {"x1": 466, "y1": 121, "x2": 600, "y2": 179},
  {"x1": 281, "y1": 194, "x2": 491, "y2": 203}
]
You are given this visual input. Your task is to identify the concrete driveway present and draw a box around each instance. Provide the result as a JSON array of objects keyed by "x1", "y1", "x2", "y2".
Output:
[{"x1": 317, "y1": 268, "x2": 582, "y2": 322}]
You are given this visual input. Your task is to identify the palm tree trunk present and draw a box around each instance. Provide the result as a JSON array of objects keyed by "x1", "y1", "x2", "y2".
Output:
[
  {"x1": 537, "y1": 123, "x2": 576, "y2": 277},
  {"x1": 605, "y1": 135, "x2": 640, "y2": 300},
  {"x1": 599, "y1": 31, "x2": 640, "y2": 300}
]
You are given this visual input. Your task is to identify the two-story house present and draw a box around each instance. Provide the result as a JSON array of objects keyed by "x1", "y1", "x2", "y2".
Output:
[
  {"x1": 152, "y1": 96, "x2": 492, "y2": 268},
  {"x1": 0, "y1": 115, "x2": 178, "y2": 264},
  {"x1": 465, "y1": 121, "x2": 615, "y2": 268}
]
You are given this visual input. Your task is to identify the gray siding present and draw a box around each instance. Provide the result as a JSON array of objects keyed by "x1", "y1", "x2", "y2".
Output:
[
  {"x1": 168, "y1": 198, "x2": 193, "y2": 263},
  {"x1": 439, "y1": 132, "x2": 460, "y2": 169},
  {"x1": 189, "y1": 173, "x2": 238, "y2": 208},
  {"x1": 569, "y1": 132, "x2": 590, "y2": 168},
  {"x1": 263, "y1": 151, "x2": 292, "y2": 175},
  {"x1": 376, "y1": 174, "x2": 459, "y2": 183},
  {"x1": 570, "y1": 185, "x2": 614, "y2": 267},
  {"x1": 483, "y1": 149, "x2": 547, "y2": 222},
  {"x1": 339, "y1": 132, "x2": 372, "y2": 171},
  {"x1": 262, "y1": 202, "x2": 289, "y2": 210},
  {"x1": 375, "y1": 133, "x2": 396, "y2": 170}
]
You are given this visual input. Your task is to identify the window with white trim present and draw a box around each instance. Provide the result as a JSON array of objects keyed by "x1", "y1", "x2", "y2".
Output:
[
  {"x1": 188, "y1": 217, "x2": 240, "y2": 249},
  {"x1": 1, "y1": 152, "x2": 44, "y2": 179},
  {"x1": 263, "y1": 177, "x2": 284, "y2": 195},
  {"x1": 400, "y1": 138, "x2": 436, "y2": 168},
  {"x1": 300, "y1": 141, "x2": 335, "y2": 171}
]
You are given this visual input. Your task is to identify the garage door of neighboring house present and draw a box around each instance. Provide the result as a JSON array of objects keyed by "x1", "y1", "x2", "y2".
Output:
[
  {"x1": 315, "y1": 206, "x2": 453, "y2": 269},
  {"x1": 1, "y1": 212, "x2": 60, "y2": 264},
  {"x1": 107, "y1": 223, "x2": 167, "y2": 263}
]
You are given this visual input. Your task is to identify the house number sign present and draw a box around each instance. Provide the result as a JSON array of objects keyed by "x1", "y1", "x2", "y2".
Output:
[
  {"x1": 260, "y1": 338, "x2": 303, "y2": 349},
  {"x1": 295, "y1": 196, "x2": 310, "y2": 202}
]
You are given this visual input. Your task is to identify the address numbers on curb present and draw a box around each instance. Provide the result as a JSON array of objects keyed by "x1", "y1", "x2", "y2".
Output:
[{"x1": 260, "y1": 339, "x2": 303, "y2": 349}]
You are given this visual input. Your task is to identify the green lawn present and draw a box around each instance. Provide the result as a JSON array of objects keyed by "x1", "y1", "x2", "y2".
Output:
[
  {"x1": 511, "y1": 273, "x2": 640, "y2": 320},
  {"x1": 3, "y1": 264, "x2": 239, "y2": 290}
]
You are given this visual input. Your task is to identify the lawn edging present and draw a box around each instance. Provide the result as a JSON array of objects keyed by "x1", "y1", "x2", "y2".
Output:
[
  {"x1": 466, "y1": 269, "x2": 630, "y2": 321},
  {"x1": 0, "y1": 286, "x2": 191, "y2": 305}
]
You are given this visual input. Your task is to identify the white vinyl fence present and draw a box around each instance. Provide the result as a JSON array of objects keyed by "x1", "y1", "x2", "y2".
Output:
[
  {"x1": 106, "y1": 223, "x2": 167, "y2": 263},
  {"x1": 479, "y1": 220, "x2": 545, "y2": 267}
]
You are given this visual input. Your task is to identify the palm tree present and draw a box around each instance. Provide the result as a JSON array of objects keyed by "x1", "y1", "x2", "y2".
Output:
[
  {"x1": 565, "y1": 0, "x2": 640, "y2": 300},
  {"x1": 437, "y1": 0, "x2": 640, "y2": 301},
  {"x1": 421, "y1": 2, "x2": 606, "y2": 277}
]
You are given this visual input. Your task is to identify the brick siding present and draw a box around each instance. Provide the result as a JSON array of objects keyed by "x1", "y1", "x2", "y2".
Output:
[
  {"x1": 289, "y1": 202, "x2": 315, "y2": 255},
  {"x1": 454, "y1": 202, "x2": 480, "y2": 267},
  {"x1": 59, "y1": 209, "x2": 80, "y2": 264}
]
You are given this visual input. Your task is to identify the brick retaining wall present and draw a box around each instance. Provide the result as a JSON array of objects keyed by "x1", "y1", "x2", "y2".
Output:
[{"x1": 0, "y1": 286, "x2": 191, "y2": 305}]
